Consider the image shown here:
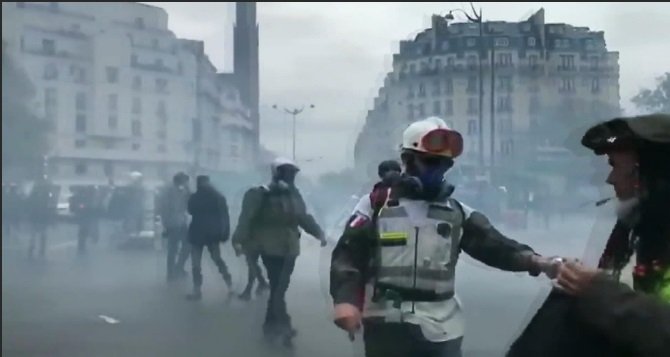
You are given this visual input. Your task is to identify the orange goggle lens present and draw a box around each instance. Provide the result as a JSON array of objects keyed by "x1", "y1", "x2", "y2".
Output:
[{"x1": 421, "y1": 129, "x2": 463, "y2": 158}]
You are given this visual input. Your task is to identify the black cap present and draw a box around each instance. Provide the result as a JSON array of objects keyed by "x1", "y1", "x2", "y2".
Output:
[
  {"x1": 196, "y1": 175, "x2": 210, "y2": 187},
  {"x1": 378, "y1": 160, "x2": 401, "y2": 179},
  {"x1": 581, "y1": 113, "x2": 670, "y2": 155},
  {"x1": 173, "y1": 172, "x2": 189, "y2": 185}
]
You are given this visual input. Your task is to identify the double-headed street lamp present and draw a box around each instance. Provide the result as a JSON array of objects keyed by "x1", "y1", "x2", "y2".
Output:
[
  {"x1": 272, "y1": 104, "x2": 315, "y2": 163},
  {"x1": 444, "y1": 4, "x2": 496, "y2": 172}
]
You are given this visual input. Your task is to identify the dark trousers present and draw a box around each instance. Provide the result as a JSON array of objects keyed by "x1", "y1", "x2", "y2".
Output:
[
  {"x1": 123, "y1": 214, "x2": 143, "y2": 234},
  {"x1": 190, "y1": 242, "x2": 230, "y2": 289},
  {"x1": 242, "y1": 251, "x2": 268, "y2": 293},
  {"x1": 77, "y1": 219, "x2": 100, "y2": 253},
  {"x1": 261, "y1": 254, "x2": 296, "y2": 334},
  {"x1": 166, "y1": 226, "x2": 190, "y2": 278},
  {"x1": 28, "y1": 223, "x2": 48, "y2": 258},
  {"x1": 2, "y1": 217, "x2": 20, "y2": 241},
  {"x1": 363, "y1": 321, "x2": 463, "y2": 357}
]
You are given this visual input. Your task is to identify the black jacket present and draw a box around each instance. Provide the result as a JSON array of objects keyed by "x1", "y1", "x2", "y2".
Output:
[
  {"x1": 577, "y1": 276, "x2": 670, "y2": 356},
  {"x1": 188, "y1": 186, "x2": 229, "y2": 246},
  {"x1": 508, "y1": 276, "x2": 670, "y2": 357}
]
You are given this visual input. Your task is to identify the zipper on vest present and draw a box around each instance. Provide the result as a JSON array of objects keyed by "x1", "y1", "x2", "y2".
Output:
[{"x1": 412, "y1": 226, "x2": 419, "y2": 314}]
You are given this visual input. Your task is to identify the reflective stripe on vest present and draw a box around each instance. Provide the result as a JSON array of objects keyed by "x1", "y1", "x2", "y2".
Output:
[{"x1": 375, "y1": 198, "x2": 463, "y2": 300}]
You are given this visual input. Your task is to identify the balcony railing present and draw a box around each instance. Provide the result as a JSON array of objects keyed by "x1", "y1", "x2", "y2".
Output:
[
  {"x1": 557, "y1": 65, "x2": 578, "y2": 72},
  {"x1": 417, "y1": 67, "x2": 439, "y2": 76},
  {"x1": 132, "y1": 42, "x2": 178, "y2": 55},
  {"x1": 518, "y1": 64, "x2": 545, "y2": 76},
  {"x1": 131, "y1": 60, "x2": 175, "y2": 74},
  {"x1": 23, "y1": 48, "x2": 91, "y2": 61},
  {"x1": 579, "y1": 65, "x2": 616, "y2": 73}
]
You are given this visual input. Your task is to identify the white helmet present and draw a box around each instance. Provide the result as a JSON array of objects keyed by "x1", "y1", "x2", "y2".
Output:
[
  {"x1": 271, "y1": 157, "x2": 299, "y2": 176},
  {"x1": 401, "y1": 117, "x2": 463, "y2": 158},
  {"x1": 129, "y1": 171, "x2": 143, "y2": 184}
]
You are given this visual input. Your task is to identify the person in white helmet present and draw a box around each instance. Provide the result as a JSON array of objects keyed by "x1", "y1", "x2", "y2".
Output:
[
  {"x1": 329, "y1": 117, "x2": 561, "y2": 357},
  {"x1": 232, "y1": 157, "x2": 327, "y2": 348}
]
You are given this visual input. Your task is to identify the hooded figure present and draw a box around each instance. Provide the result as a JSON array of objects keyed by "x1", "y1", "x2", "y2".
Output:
[
  {"x1": 233, "y1": 157, "x2": 326, "y2": 348},
  {"x1": 186, "y1": 175, "x2": 232, "y2": 300},
  {"x1": 508, "y1": 113, "x2": 670, "y2": 357}
]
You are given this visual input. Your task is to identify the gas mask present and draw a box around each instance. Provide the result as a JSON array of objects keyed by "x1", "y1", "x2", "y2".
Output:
[
  {"x1": 272, "y1": 165, "x2": 299, "y2": 191},
  {"x1": 399, "y1": 152, "x2": 454, "y2": 201},
  {"x1": 417, "y1": 166, "x2": 449, "y2": 198}
]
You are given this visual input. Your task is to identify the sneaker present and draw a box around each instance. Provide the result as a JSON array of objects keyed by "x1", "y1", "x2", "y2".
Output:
[
  {"x1": 282, "y1": 331, "x2": 296, "y2": 349},
  {"x1": 223, "y1": 273, "x2": 233, "y2": 289},
  {"x1": 255, "y1": 282, "x2": 269, "y2": 295},
  {"x1": 186, "y1": 291, "x2": 202, "y2": 301},
  {"x1": 238, "y1": 290, "x2": 252, "y2": 301}
]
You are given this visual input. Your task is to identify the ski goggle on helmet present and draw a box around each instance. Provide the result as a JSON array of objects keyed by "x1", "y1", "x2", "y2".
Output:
[{"x1": 401, "y1": 117, "x2": 464, "y2": 159}]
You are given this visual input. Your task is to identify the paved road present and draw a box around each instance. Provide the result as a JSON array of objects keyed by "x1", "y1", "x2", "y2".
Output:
[{"x1": 2, "y1": 212, "x2": 615, "y2": 357}]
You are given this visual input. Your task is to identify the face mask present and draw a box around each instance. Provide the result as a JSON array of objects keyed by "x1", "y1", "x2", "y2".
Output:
[
  {"x1": 417, "y1": 166, "x2": 449, "y2": 199},
  {"x1": 275, "y1": 167, "x2": 298, "y2": 187}
]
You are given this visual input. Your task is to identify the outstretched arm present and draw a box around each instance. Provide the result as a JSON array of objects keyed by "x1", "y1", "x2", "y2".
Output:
[
  {"x1": 459, "y1": 203, "x2": 540, "y2": 274},
  {"x1": 295, "y1": 191, "x2": 325, "y2": 241}
]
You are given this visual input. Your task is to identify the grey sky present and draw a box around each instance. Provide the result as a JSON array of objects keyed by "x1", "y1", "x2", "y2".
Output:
[{"x1": 145, "y1": 2, "x2": 670, "y2": 177}]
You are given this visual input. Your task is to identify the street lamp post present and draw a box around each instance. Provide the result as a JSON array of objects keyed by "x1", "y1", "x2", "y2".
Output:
[
  {"x1": 445, "y1": 4, "x2": 494, "y2": 173},
  {"x1": 272, "y1": 104, "x2": 315, "y2": 163}
]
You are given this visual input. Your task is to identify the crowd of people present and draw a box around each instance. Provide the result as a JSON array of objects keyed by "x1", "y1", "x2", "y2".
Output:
[
  {"x1": 3, "y1": 113, "x2": 668, "y2": 356},
  {"x1": 155, "y1": 159, "x2": 328, "y2": 348},
  {"x1": 2, "y1": 172, "x2": 150, "y2": 258}
]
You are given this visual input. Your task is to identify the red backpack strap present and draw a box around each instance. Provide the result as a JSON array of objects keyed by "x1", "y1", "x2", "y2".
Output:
[{"x1": 369, "y1": 186, "x2": 391, "y2": 222}]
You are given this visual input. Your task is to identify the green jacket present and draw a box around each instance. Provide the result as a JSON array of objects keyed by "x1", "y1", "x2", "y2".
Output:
[{"x1": 232, "y1": 184, "x2": 324, "y2": 257}]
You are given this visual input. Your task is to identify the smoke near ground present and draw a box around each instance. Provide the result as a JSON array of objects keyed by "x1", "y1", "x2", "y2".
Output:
[{"x1": 3, "y1": 203, "x2": 615, "y2": 356}]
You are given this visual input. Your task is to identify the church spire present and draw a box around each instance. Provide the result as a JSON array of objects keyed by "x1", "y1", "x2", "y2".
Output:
[{"x1": 233, "y1": 2, "x2": 260, "y2": 161}]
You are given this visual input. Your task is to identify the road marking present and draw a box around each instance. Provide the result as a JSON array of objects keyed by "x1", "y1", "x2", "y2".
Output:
[
  {"x1": 98, "y1": 315, "x2": 120, "y2": 324},
  {"x1": 52, "y1": 240, "x2": 77, "y2": 250}
]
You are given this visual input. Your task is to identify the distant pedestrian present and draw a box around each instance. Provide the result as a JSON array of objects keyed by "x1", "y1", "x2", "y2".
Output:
[
  {"x1": 234, "y1": 158, "x2": 327, "y2": 348},
  {"x1": 186, "y1": 175, "x2": 232, "y2": 301},
  {"x1": 158, "y1": 172, "x2": 191, "y2": 282}
]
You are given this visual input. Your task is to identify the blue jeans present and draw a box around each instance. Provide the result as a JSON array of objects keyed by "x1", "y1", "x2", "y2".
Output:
[{"x1": 363, "y1": 321, "x2": 463, "y2": 357}]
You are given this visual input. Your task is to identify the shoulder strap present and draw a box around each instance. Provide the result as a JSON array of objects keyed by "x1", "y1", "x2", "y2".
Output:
[
  {"x1": 249, "y1": 186, "x2": 269, "y2": 223},
  {"x1": 370, "y1": 187, "x2": 392, "y2": 223},
  {"x1": 448, "y1": 197, "x2": 466, "y2": 224}
]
